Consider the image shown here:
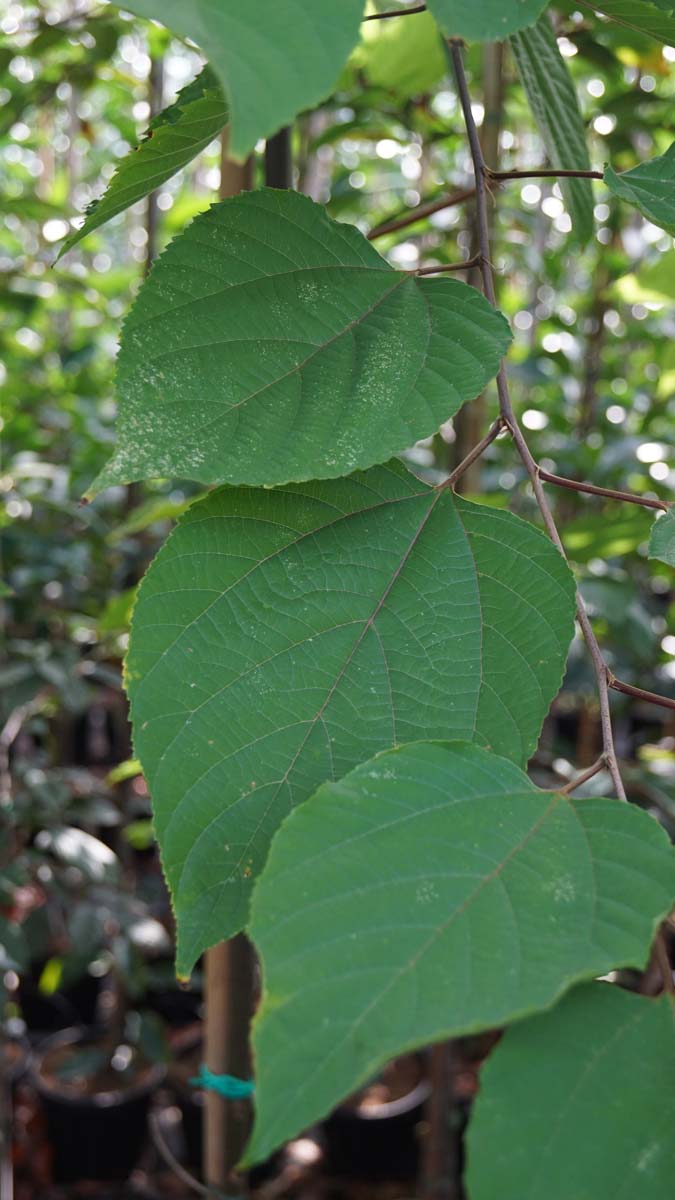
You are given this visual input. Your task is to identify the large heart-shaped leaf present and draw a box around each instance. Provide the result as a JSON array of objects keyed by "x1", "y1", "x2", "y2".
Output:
[
  {"x1": 467, "y1": 982, "x2": 675, "y2": 1199},
  {"x1": 112, "y1": 1, "x2": 364, "y2": 161},
  {"x1": 649, "y1": 509, "x2": 675, "y2": 566},
  {"x1": 88, "y1": 189, "x2": 510, "y2": 499},
  {"x1": 245, "y1": 741, "x2": 674, "y2": 1164},
  {"x1": 511, "y1": 17, "x2": 594, "y2": 245},
  {"x1": 57, "y1": 67, "x2": 228, "y2": 260},
  {"x1": 427, "y1": 0, "x2": 547, "y2": 41},
  {"x1": 127, "y1": 461, "x2": 575, "y2": 973},
  {"x1": 605, "y1": 143, "x2": 675, "y2": 237}
]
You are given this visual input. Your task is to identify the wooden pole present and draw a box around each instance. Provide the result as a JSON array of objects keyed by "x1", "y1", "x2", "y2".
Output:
[
  {"x1": 202, "y1": 132, "x2": 256, "y2": 1196},
  {"x1": 203, "y1": 937, "x2": 256, "y2": 1192}
]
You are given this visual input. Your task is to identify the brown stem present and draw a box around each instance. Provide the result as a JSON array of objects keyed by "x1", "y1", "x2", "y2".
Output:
[
  {"x1": 443, "y1": 417, "x2": 507, "y2": 489},
  {"x1": 558, "y1": 757, "x2": 606, "y2": 795},
  {"x1": 538, "y1": 469, "x2": 669, "y2": 512},
  {"x1": 419, "y1": 1042, "x2": 457, "y2": 1200},
  {"x1": 414, "y1": 254, "x2": 481, "y2": 275},
  {"x1": 367, "y1": 187, "x2": 475, "y2": 240},
  {"x1": 449, "y1": 39, "x2": 627, "y2": 802},
  {"x1": 145, "y1": 53, "x2": 164, "y2": 274},
  {"x1": 487, "y1": 167, "x2": 603, "y2": 181},
  {"x1": 452, "y1": 40, "x2": 504, "y2": 497},
  {"x1": 364, "y1": 4, "x2": 427, "y2": 20},
  {"x1": 608, "y1": 677, "x2": 675, "y2": 712}
]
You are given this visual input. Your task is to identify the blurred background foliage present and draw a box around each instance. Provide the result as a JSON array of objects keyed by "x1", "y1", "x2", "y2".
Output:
[{"x1": 1, "y1": 0, "x2": 674, "y2": 1090}]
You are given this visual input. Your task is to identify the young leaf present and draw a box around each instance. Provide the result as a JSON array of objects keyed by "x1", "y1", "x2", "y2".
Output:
[
  {"x1": 511, "y1": 16, "x2": 594, "y2": 245},
  {"x1": 88, "y1": 189, "x2": 511, "y2": 498},
  {"x1": 649, "y1": 509, "x2": 675, "y2": 567},
  {"x1": 427, "y1": 0, "x2": 547, "y2": 41},
  {"x1": 605, "y1": 143, "x2": 675, "y2": 237},
  {"x1": 127, "y1": 461, "x2": 575, "y2": 973},
  {"x1": 466, "y1": 982, "x2": 675, "y2": 1199},
  {"x1": 57, "y1": 67, "x2": 228, "y2": 260},
  {"x1": 245, "y1": 741, "x2": 674, "y2": 1164},
  {"x1": 112, "y1": 1, "x2": 364, "y2": 162},
  {"x1": 577, "y1": 0, "x2": 675, "y2": 44}
]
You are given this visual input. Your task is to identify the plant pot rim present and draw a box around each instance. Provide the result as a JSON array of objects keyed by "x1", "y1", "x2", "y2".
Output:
[{"x1": 30, "y1": 1026, "x2": 166, "y2": 1108}]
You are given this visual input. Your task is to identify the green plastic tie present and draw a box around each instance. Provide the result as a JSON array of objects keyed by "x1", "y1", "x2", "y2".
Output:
[{"x1": 189, "y1": 1064, "x2": 255, "y2": 1099}]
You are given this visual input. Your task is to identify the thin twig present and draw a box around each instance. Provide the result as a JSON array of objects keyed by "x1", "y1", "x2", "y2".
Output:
[
  {"x1": 364, "y1": 4, "x2": 427, "y2": 20},
  {"x1": 443, "y1": 417, "x2": 507, "y2": 490},
  {"x1": 367, "y1": 187, "x2": 475, "y2": 240},
  {"x1": 449, "y1": 39, "x2": 627, "y2": 802},
  {"x1": 538, "y1": 469, "x2": 670, "y2": 512},
  {"x1": 558, "y1": 757, "x2": 606, "y2": 795},
  {"x1": 608, "y1": 677, "x2": 675, "y2": 712},
  {"x1": 487, "y1": 167, "x2": 603, "y2": 181},
  {"x1": 414, "y1": 254, "x2": 481, "y2": 275},
  {"x1": 149, "y1": 1111, "x2": 219, "y2": 1198}
]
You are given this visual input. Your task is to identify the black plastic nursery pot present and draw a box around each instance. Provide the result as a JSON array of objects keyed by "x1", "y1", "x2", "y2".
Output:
[
  {"x1": 31, "y1": 1027, "x2": 165, "y2": 1184},
  {"x1": 321, "y1": 1055, "x2": 431, "y2": 1181}
]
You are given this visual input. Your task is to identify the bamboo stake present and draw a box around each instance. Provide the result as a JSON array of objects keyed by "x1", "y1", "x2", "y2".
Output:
[{"x1": 202, "y1": 132, "x2": 256, "y2": 1196}]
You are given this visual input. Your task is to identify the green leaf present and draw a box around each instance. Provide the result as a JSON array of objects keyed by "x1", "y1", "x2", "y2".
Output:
[
  {"x1": 357, "y1": 9, "x2": 446, "y2": 99},
  {"x1": 57, "y1": 67, "x2": 228, "y2": 259},
  {"x1": 246, "y1": 741, "x2": 674, "y2": 1164},
  {"x1": 127, "y1": 461, "x2": 575, "y2": 973},
  {"x1": 106, "y1": 494, "x2": 196, "y2": 544},
  {"x1": 466, "y1": 982, "x2": 675, "y2": 1200},
  {"x1": 88, "y1": 189, "x2": 511, "y2": 498},
  {"x1": 427, "y1": 0, "x2": 547, "y2": 41},
  {"x1": 511, "y1": 17, "x2": 594, "y2": 245},
  {"x1": 577, "y1": 0, "x2": 675, "y2": 43},
  {"x1": 98, "y1": 586, "x2": 137, "y2": 635},
  {"x1": 605, "y1": 143, "x2": 675, "y2": 237},
  {"x1": 113, "y1": 1, "x2": 364, "y2": 161},
  {"x1": 562, "y1": 507, "x2": 653, "y2": 562},
  {"x1": 649, "y1": 509, "x2": 675, "y2": 567}
]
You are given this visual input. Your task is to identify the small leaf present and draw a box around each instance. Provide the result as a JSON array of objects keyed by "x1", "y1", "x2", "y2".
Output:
[
  {"x1": 127, "y1": 462, "x2": 575, "y2": 973},
  {"x1": 112, "y1": 1, "x2": 364, "y2": 161},
  {"x1": 511, "y1": 16, "x2": 594, "y2": 245},
  {"x1": 427, "y1": 0, "x2": 547, "y2": 41},
  {"x1": 57, "y1": 67, "x2": 228, "y2": 259},
  {"x1": 358, "y1": 9, "x2": 446, "y2": 99},
  {"x1": 649, "y1": 509, "x2": 675, "y2": 567},
  {"x1": 466, "y1": 982, "x2": 675, "y2": 1200},
  {"x1": 88, "y1": 189, "x2": 511, "y2": 497},
  {"x1": 605, "y1": 143, "x2": 675, "y2": 237},
  {"x1": 245, "y1": 742, "x2": 674, "y2": 1164}
]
